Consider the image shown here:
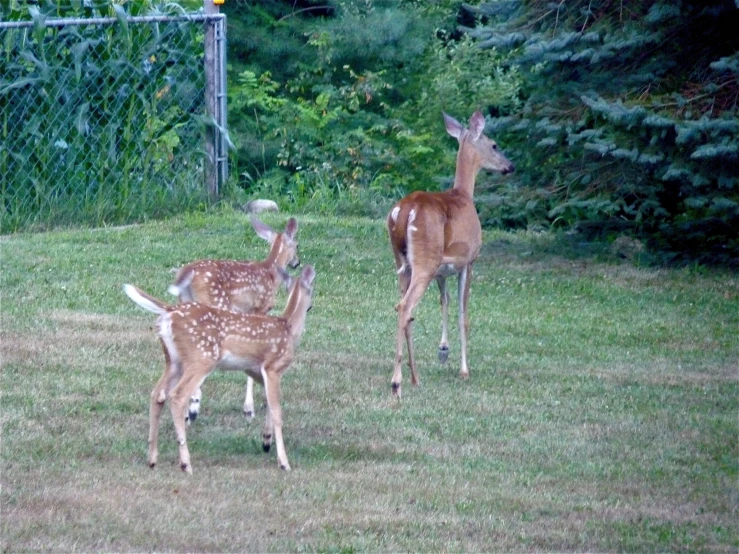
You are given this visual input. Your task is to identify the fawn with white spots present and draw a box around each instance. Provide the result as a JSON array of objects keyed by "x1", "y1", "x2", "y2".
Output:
[
  {"x1": 386, "y1": 111, "x2": 514, "y2": 398},
  {"x1": 124, "y1": 264, "x2": 316, "y2": 473},
  {"x1": 169, "y1": 216, "x2": 299, "y2": 423}
]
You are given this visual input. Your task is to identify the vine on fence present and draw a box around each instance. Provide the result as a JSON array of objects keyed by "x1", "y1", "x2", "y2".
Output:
[{"x1": 1, "y1": 2, "x2": 210, "y2": 231}]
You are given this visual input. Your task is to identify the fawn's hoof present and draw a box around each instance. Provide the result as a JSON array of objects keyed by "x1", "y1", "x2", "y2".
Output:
[
  {"x1": 438, "y1": 345, "x2": 449, "y2": 363},
  {"x1": 391, "y1": 382, "x2": 401, "y2": 399}
]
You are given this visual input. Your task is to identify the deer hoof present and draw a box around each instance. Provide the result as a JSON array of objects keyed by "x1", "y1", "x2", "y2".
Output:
[
  {"x1": 459, "y1": 371, "x2": 470, "y2": 381},
  {"x1": 280, "y1": 463, "x2": 291, "y2": 471},
  {"x1": 149, "y1": 462, "x2": 156, "y2": 469},
  {"x1": 180, "y1": 462, "x2": 192, "y2": 474},
  {"x1": 438, "y1": 345, "x2": 449, "y2": 363},
  {"x1": 244, "y1": 409, "x2": 254, "y2": 419},
  {"x1": 391, "y1": 382, "x2": 401, "y2": 399}
]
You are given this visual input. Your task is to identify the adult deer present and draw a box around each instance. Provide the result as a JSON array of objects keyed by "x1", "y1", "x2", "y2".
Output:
[
  {"x1": 386, "y1": 111, "x2": 514, "y2": 398},
  {"x1": 169, "y1": 216, "x2": 299, "y2": 423},
  {"x1": 124, "y1": 265, "x2": 316, "y2": 473}
]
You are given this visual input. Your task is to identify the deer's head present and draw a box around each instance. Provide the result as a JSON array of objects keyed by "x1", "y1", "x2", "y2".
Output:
[
  {"x1": 444, "y1": 111, "x2": 515, "y2": 175},
  {"x1": 252, "y1": 216, "x2": 300, "y2": 270}
]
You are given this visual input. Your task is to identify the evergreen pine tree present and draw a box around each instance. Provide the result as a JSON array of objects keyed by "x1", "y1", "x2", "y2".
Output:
[{"x1": 462, "y1": 0, "x2": 739, "y2": 265}]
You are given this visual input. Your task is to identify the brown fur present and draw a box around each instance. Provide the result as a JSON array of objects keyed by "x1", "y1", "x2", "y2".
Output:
[
  {"x1": 124, "y1": 265, "x2": 316, "y2": 473},
  {"x1": 386, "y1": 111, "x2": 514, "y2": 397}
]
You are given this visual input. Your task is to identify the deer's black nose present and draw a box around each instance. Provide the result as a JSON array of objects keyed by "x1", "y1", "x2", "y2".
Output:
[{"x1": 502, "y1": 164, "x2": 515, "y2": 175}]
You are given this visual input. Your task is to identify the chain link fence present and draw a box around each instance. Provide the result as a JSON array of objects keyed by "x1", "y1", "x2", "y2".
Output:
[{"x1": 1, "y1": 12, "x2": 227, "y2": 233}]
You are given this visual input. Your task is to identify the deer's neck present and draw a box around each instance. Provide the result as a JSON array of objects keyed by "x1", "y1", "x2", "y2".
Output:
[
  {"x1": 265, "y1": 236, "x2": 284, "y2": 269},
  {"x1": 452, "y1": 142, "x2": 480, "y2": 197},
  {"x1": 281, "y1": 287, "x2": 310, "y2": 342}
]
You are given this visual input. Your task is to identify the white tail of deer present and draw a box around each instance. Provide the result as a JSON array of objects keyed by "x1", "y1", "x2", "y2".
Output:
[
  {"x1": 124, "y1": 265, "x2": 316, "y2": 473},
  {"x1": 169, "y1": 216, "x2": 299, "y2": 423},
  {"x1": 386, "y1": 111, "x2": 514, "y2": 398}
]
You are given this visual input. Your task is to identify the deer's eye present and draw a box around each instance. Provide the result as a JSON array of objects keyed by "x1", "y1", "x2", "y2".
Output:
[{"x1": 492, "y1": 144, "x2": 498, "y2": 150}]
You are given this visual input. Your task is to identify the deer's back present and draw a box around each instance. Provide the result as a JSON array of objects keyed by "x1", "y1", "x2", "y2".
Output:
[
  {"x1": 181, "y1": 260, "x2": 276, "y2": 313},
  {"x1": 387, "y1": 189, "x2": 481, "y2": 266}
]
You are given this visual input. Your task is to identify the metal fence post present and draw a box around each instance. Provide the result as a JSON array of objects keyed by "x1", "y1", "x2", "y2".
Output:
[
  {"x1": 204, "y1": 0, "x2": 222, "y2": 202},
  {"x1": 0, "y1": 13, "x2": 225, "y2": 232}
]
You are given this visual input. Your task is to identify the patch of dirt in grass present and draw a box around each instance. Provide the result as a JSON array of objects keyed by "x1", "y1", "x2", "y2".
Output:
[
  {"x1": 299, "y1": 349, "x2": 386, "y2": 371},
  {"x1": 2, "y1": 311, "x2": 151, "y2": 365},
  {"x1": 575, "y1": 362, "x2": 738, "y2": 385},
  {"x1": 481, "y1": 237, "x2": 739, "y2": 295}
]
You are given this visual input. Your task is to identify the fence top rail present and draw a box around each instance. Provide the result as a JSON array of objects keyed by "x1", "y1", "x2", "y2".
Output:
[{"x1": 0, "y1": 12, "x2": 225, "y2": 30}]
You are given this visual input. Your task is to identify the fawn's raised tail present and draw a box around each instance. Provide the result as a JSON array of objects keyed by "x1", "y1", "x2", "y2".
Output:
[{"x1": 167, "y1": 269, "x2": 194, "y2": 298}]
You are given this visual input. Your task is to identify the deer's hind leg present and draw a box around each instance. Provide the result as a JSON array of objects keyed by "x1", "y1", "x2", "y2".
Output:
[
  {"x1": 149, "y1": 341, "x2": 182, "y2": 469},
  {"x1": 437, "y1": 276, "x2": 450, "y2": 363},
  {"x1": 392, "y1": 270, "x2": 435, "y2": 396},
  {"x1": 168, "y1": 360, "x2": 215, "y2": 474},
  {"x1": 457, "y1": 264, "x2": 473, "y2": 380}
]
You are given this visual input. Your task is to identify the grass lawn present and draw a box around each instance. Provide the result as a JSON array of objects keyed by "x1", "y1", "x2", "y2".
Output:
[{"x1": 2, "y1": 209, "x2": 737, "y2": 552}]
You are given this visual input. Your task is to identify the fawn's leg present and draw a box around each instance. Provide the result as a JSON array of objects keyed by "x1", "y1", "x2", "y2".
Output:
[
  {"x1": 244, "y1": 375, "x2": 255, "y2": 419},
  {"x1": 261, "y1": 366, "x2": 290, "y2": 470}
]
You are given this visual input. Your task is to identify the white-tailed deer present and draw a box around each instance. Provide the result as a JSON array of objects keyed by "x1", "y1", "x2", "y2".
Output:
[
  {"x1": 386, "y1": 111, "x2": 514, "y2": 398},
  {"x1": 124, "y1": 265, "x2": 316, "y2": 473},
  {"x1": 169, "y1": 216, "x2": 299, "y2": 422}
]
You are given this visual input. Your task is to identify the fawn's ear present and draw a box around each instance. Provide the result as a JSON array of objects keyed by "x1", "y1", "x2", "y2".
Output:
[
  {"x1": 285, "y1": 217, "x2": 298, "y2": 240},
  {"x1": 300, "y1": 265, "x2": 316, "y2": 287},
  {"x1": 468, "y1": 111, "x2": 486, "y2": 140},
  {"x1": 276, "y1": 267, "x2": 294, "y2": 292},
  {"x1": 443, "y1": 112, "x2": 464, "y2": 140},
  {"x1": 251, "y1": 216, "x2": 277, "y2": 243}
]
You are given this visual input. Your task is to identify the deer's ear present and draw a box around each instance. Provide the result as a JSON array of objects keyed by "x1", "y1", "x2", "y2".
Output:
[
  {"x1": 443, "y1": 112, "x2": 464, "y2": 140},
  {"x1": 300, "y1": 265, "x2": 316, "y2": 287},
  {"x1": 251, "y1": 216, "x2": 276, "y2": 243},
  {"x1": 469, "y1": 111, "x2": 486, "y2": 140},
  {"x1": 285, "y1": 217, "x2": 298, "y2": 240},
  {"x1": 276, "y1": 267, "x2": 293, "y2": 291}
]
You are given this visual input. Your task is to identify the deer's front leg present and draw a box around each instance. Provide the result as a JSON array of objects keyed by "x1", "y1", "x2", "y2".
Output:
[
  {"x1": 244, "y1": 375, "x2": 255, "y2": 419},
  {"x1": 261, "y1": 367, "x2": 289, "y2": 470},
  {"x1": 186, "y1": 386, "x2": 202, "y2": 425},
  {"x1": 437, "y1": 276, "x2": 450, "y2": 363},
  {"x1": 186, "y1": 374, "x2": 209, "y2": 425},
  {"x1": 261, "y1": 401, "x2": 273, "y2": 453}
]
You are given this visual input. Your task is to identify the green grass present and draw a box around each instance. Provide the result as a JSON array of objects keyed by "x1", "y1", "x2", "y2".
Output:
[{"x1": 2, "y1": 208, "x2": 737, "y2": 552}]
